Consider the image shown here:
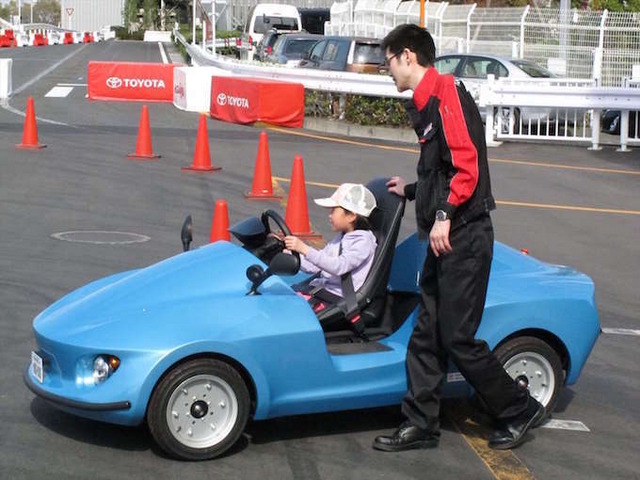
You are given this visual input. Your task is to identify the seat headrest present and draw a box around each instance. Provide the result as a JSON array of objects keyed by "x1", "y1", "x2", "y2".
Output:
[{"x1": 365, "y1": 177, "x2": 404, "y2": 243}]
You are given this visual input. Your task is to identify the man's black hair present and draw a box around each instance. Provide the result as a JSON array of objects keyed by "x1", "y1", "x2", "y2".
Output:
[{"x1": 381, "y1": 24, "x2": 436, "y2": 67}]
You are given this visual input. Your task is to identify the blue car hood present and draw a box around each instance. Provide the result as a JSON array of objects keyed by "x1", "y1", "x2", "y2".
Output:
[{"x1": 34, "y1": 242, "x2": 291, "y2": 341}]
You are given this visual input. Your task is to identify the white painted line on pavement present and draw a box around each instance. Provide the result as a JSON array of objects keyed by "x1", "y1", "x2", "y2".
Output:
[
  {"x1": 58, "y1": 83, "x2": 88, "y2": 87},
  {"x1": 602, "y1": 328, "x2": 640, "y2": 336},
  {"x1": 45, "y1": 86, "x2": 73, "y2": 98},
  {"x1": 1, "y1": 101, "x2": 68, "y2": 126},
  {"x1": 159, "y1": 42, "x2": 168, "y2": 64},
  {"x1": 12, "y1": 44, "x2": 88, "y2": 96},
  {"x1": 541, "y1": 419, "x2": 590, "y2": 432}
]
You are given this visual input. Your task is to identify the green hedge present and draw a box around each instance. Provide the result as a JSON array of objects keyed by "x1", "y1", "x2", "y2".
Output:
[
  {"x1": 113, "y1": 26, "x2": 145, "y2": 41},
  {"x1": 305, "y1": 90, "x2": 411, "y2": 127}
]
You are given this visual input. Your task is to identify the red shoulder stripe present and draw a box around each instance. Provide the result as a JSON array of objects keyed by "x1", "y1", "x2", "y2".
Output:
[{"x1": 437, "y1": 76, "x2": 479, "y2": 207}]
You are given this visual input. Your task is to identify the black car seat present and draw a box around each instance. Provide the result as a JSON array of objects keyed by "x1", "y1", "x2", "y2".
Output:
[
  {"x1": 486, "y1": 61, "x2": 500, "y2": 78},
  {"x1": 464, "y1": 62, "x2": 479, "y2": 77},
  {"x1": 316, "y1": 177, "x2": 405, "y2": 332}
]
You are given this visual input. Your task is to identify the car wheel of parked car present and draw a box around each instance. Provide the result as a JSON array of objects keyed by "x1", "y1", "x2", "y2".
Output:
[
  {"x1": 495, "y1": 336, "x2": 563, "y2": 413},
  {"x1": 497, "y1": 107, "x2": 521, "y2": 134},
  {"x1": 147, "y1": 358, "x2": 250, "y2": 460}
]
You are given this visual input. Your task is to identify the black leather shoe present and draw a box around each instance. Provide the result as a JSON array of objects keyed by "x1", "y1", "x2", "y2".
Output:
[
  {"x1": 488, "y1": 399, "x2": 546, "y2": 450},
  {"x1": 373, "y1": 421, "x2": 440, "y2": 452}
]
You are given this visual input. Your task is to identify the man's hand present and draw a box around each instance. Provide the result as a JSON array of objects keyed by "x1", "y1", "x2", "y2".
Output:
[
  {"x1": 429, "y1": 220, "x2": 452, "y2": 257},
  {"x1": 386, "y1": 176, "x2": 406, "y2": 197},
  {"x1": 284, "y1": 236, "x2": 309, "y2": 256}
]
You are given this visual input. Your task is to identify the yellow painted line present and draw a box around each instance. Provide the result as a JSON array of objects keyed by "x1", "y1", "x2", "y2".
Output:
[
  {"x1": 496, "y1": 200, "x2": 640, "y2": 216},
  {"x1": 266, "y1": 126, "x2": 640, "y2": 176},
  {"x1": 274, "y1": 176, "x2": 640, "y2": 216},
  {"x1": 273, "y1": 176, "x2": 337, "y2": 189},
  {"x1": 489, "y1": 158, "x2": 640, "y2": 176},
  {"x1": 447, "y1": 406, "x2": 536, "y2": 480},
  {"x1": 266, "y1": 126, "x2": 417, "y2": 153}
]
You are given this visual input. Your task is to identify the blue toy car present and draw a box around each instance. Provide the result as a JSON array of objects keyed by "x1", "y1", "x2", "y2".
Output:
[{"x1": 24, "y1": 178, "x2": 600, "y2": 460}]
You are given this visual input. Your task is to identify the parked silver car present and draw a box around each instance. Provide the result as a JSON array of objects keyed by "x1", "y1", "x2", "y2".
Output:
[{"x1": 434, "y1": 54, "x2": 560, "y2": 130}]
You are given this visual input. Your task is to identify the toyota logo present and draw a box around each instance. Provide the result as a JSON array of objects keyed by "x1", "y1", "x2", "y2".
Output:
[
  {"x1": 106, "y1": 77, "x2": 122, "y2": 88},
  {"x1": 216, "y1": 93, "x2": 227, "y2": 106}
]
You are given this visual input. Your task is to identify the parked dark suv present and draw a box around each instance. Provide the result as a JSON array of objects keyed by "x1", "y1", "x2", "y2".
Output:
[
  {"x1": 256, "y1": 29, "x2": 282, "y2": 62},
  {"x1": 299, "y1": 36, "x2": 384, "y2": 73},
  {"x1": 265, "y1": 33, "x2": 324, "y2": 67}
]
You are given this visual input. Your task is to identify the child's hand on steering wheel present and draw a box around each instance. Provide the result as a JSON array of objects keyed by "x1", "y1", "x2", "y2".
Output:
[{"x1": 284, "y1": 236, "x2": 309, "y2": 256}]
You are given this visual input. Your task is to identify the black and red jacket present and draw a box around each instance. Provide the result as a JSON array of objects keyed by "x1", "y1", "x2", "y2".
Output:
[{"x1": 403, "y1": 67, "x2": 495, "y2": 238}]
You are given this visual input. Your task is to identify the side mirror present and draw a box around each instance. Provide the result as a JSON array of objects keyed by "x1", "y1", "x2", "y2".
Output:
[
  {"x1": 269, "y1": 252, "x2": 300, "y2": 276},
  {"x1": 181, "y1": 215, "x2": 193, "y2": 252},
  {"x1": 246, "y1": 253, "x2": 299, "y2": 295},
  {"x1": 246, "y1": 264, "x2": 269, "y2": 295},
  {"x1": 301, "y1": 50, "x2": 311, "y2": 60}
]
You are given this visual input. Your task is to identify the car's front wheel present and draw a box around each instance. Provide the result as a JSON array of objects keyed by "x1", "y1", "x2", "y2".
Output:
[
  {"x1": 495, "y1": 336, "x2": 564, "y2": 413},
  {"x1": 147, "y1": 358, "x2": 250, "y2": 460}
]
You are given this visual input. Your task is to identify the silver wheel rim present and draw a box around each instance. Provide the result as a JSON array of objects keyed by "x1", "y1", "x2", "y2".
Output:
[
  {"x1": 166, "y1": 374, "x2": 239, "y2": 449},
  {"x1": 503, "y1": 351, "x2": 555, "y2": 407}
]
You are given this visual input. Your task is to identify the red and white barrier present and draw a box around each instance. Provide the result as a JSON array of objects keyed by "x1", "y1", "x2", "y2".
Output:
[
  {"x1": 88, "y1": 61, "x2": 176, "y2": 102},
  {"x1": 173, "y1": 66, "x2": 232, "y2": 112},
  {"x1": 210, "y1": 76, "x2": 304, "y2": 128}
]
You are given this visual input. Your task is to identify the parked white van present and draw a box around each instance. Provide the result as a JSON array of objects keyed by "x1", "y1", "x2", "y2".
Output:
[{"x1": 240, "y1": 4, "x2": 302, "y2": 61}]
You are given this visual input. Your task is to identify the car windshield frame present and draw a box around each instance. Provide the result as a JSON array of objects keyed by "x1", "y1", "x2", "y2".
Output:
[{"x1": 511, "y1": 60, "x2": 556, "y2": 78}]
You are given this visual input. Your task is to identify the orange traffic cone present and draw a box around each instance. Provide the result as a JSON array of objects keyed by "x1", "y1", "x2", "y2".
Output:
[
  {"x1": 182, "y1": 114, "x2": 221, "y2": 173},
  {"x1": 285, "y1": 155, "x2": 321, "y2": 239},
  {"x1": 246, "y1": 131, "x2": 281, "y2": 200},
  {"x1": 128, "y1": 105, "x2": 159, "y2": 159},
  {"x1": 209, "y1": 199, "x2": 231, "y2": 242},
  {"x1": 16, "y1": 97, "x2": 45, "y2": 149}
]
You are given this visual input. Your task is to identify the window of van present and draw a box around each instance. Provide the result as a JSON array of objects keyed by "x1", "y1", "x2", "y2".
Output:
[{"x1": 254, "y1": 16, "x2": 299, "y2": 34}]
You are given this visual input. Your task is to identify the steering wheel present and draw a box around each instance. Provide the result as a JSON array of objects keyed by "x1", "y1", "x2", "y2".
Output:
[{"x1": 260, "y1": 209, "x2": 300, "y2": 264}]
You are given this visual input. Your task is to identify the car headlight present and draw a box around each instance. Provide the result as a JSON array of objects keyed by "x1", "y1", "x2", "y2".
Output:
[{"x1": 92, "y1": 355, "x2": 120, "y2": 384}]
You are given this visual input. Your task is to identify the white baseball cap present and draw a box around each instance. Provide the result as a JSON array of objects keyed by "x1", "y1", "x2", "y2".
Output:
[{"x1": 314, "y1": 183, "x2": 377, "y2": 217}]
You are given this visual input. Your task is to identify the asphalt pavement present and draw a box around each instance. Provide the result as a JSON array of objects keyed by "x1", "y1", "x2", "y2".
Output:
[{"x1": 1, "y1": 40, "x2": 639, "y2": 480}]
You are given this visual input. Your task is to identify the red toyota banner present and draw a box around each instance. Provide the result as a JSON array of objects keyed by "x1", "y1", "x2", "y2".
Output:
[
  {"x1": 210, "y1": 76, "x2": 304, "y2": 128},
  {"x1": 88, "y1": 62, "x2": 175, "y2": 102}
]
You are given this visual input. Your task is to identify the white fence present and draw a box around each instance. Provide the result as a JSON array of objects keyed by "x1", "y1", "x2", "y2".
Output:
[
  {"x1": 176, "y1": 31, "x2": 640, "y2": 151},
  {"x1": 324, "y1": 1, "x2": 640, "y2": 87}
]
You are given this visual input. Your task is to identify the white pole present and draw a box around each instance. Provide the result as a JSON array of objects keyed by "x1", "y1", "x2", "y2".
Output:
[
  {"x1": 161, "y1": 0, "x2": 165, "y2": 31},
  {"x1": 211, "y1": 1, "x2": 216, "y2": 55},
  {"x1": 192, "y1": 0, "x2": 196, "y2": 45}
]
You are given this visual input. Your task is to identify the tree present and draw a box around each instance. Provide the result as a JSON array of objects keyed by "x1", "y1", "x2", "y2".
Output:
[
  {"x1": 34, "y1": 0, "x2": 61, "y2": 25},
  {"x1": 592, "y1": 0, "x2": 640, "y2": 10},
  {"x1": 143, "y1": 0, "x2": 157, "y2": 29},
  {"x1": 124, "y1": 0, "x2": 139, "y2": 32}
]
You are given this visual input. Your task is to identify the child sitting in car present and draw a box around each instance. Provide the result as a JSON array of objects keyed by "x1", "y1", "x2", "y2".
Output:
[{"x1": 284, "y1": 183, "x2": 378, "y2": 304}]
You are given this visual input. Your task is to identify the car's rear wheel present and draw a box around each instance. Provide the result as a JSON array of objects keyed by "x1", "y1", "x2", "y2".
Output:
[
  {"x1": 148, "y1": 358, "x2": 250, "y2": 460},
  {"x1": 497, "y1": 107, "x2": 521, "y2": 134},
  {"x1": 494, "y1": 336, "x2": 563, "y2": 413}
]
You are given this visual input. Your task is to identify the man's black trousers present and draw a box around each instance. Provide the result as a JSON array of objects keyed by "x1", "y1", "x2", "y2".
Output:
[{"x1": 401, "y1": 215, "x2": 529, "y2": 431}]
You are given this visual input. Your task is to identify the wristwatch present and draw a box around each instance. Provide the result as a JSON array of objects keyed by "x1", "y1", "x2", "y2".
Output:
[{"x1": 435, "y1": 210, "x2": 448, "y2": 222}]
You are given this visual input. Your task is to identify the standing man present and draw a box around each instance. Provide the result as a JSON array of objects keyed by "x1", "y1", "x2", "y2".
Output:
[{"x1": 373, "y1": 24, "x2": 545, "y2": 452}]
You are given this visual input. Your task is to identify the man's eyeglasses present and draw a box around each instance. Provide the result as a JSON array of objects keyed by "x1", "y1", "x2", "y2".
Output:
[{"x1": 383, "y1": 51, "x2": 401, "y2": 67}]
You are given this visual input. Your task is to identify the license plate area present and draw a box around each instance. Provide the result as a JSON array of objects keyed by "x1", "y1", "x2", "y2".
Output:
[{"x1": 31, "y1": 351, "x2": 44, "y2": 383}]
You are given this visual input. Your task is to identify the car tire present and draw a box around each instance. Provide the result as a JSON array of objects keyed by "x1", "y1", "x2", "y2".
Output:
[
  {"x1": 494, "y1": 336, "x2": 563, "y2": 413},
  {"x1": 497, "y1": 107, "x2": 521, "y2": 134},
  {"x1": 147, "y1": 358, "x2": 250, "y2": 460}
]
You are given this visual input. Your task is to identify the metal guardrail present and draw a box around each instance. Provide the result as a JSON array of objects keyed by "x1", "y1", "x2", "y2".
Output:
[
  {"x1": 480, "y1": 75, "x2": 640, "y2": 151},
  {"x1": 176, "y1": 31, "x2": 640, "y2": 151},
  {"x1": 176, "y1": 30, "x2": 410, "y2": 99}
]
